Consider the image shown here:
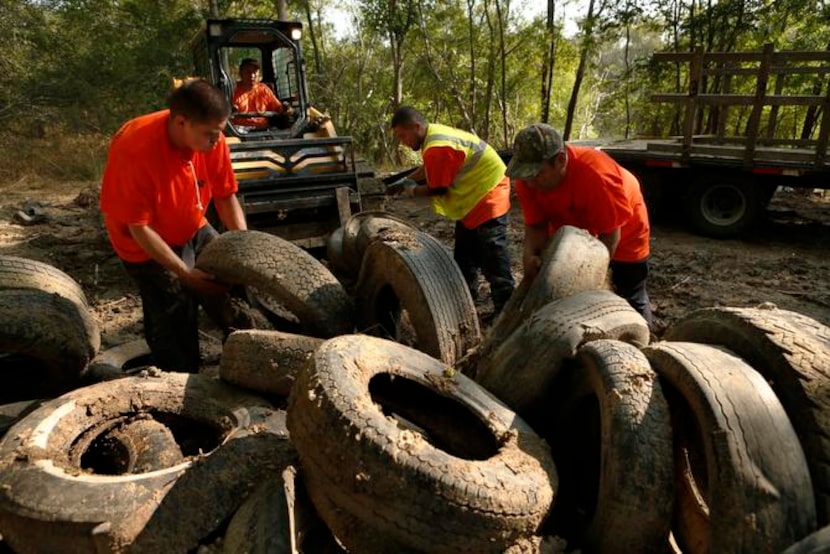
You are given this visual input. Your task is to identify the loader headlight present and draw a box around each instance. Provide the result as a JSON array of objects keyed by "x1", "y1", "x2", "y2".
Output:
[{"x1": 290, "y1": 28, "x2": 302, "y2": 40}]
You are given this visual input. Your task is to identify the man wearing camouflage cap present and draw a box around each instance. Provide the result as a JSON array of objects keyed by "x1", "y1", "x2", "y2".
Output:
[{"x1": 506, "y1": 123, "x2": 653, "y2": 325}]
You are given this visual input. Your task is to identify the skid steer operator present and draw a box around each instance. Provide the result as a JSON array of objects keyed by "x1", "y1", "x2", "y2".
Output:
[
  {"x1": 387, "y1": 106, "x2": 515, "y2": 316},
  {"x1": 100, "y1": 79, "x2": 248, "y2": 373}
]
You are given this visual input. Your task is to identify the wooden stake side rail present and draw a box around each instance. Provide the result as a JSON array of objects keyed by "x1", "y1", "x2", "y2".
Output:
[{"x1": 643, "y1": 45, "x2": 829, "y2": 168}]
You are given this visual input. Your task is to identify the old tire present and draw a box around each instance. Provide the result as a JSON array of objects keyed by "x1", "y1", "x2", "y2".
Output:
[
  {"x1": 94, "y1": 418, "x2": 184, "y2": 474},
  {"x1": 476, "y1": 289, "x2": 650, "y2": 416},
  {"x1": 220, "y1": 329, "x2": 324, "y2": 397},
  {"x1": 0, "y1": 289, "x2": 100, "y2": 401},
  {"x1": 549, "y1": 340, "x2": 673, "y2": 552},
  {"x1": 354, "y1": 213, "x2": 415, "y2": 261},
  {"x1": 223, "y1": 465, "x2": 340, "y2": 554},
  {"x1": 195, "y1": 230, "x2": 354, "y2": 338},
  {"x1": 355, "y1": 229, "x2": 480, "y2": 365},
  {"x1": 81, "y1": 338, "x2": 152, "y2": 383},
  {"x1": 0, "y1": 255, "x2": 89, "y2": 309},
  {"x1": 782, "y1": 525, "x2": 830, "y2": 554},
  {"x1": 287, "y1": 335, "x2": 557, "y2": 554},
  {"x1": 643, "y1": 341, "x2": 816, "y2": 553},
  {"x1": 0, "y1": 399, "x2": 43, "y2": 439},
  {"x1": 472, "y1": 226, "x2": 610, "y2": 376},
  {"x1": 665, "y1": 306, "x2": 830, "y2": 523},
  {"x1": 341, "y1": 211, "x2": 410, "y2": 273},
  {"x1": 0, "y1": 372, "x2": 296, "y2": 554}
]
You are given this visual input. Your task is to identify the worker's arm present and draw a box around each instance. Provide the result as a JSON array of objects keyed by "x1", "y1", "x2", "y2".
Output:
[
  {"x1": 597, "y1": 227, "x2": 621, "y2": 258},
  {"x1": 522, "y1": 224, "x2": 549, "y2": 282},
  {"x1": 213, "y1": 194, "x2": 247, "y2": 231},
  {"x1": 128, "y1": 224, "x2": 228, "y2": 295}
]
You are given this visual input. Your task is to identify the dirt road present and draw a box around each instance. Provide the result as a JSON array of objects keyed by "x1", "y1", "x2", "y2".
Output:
[{"x1": 0, "y1": 177, "x2": 827, "y2": 350}]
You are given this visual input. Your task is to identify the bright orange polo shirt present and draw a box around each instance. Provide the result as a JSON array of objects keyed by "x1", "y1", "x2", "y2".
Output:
[
  {"x1": 515, "y1": 144, "x2": 650, "y2": 262},
  {"x1": 423, "y1": 146, "x2": 510, "y2": 229},
  {"x1": 100, "y1": 110, "x2": 238, "y2": 263},
  {"x1": 231, "y1": 83, "x2": 283, "y2": 129}
]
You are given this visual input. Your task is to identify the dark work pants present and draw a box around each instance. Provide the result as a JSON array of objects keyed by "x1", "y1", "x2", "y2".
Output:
[
  {"x1": 454, "y1": 214, "x2": 516, "y2": 314},
  {"x1": 123, "y1": 225, "x2": 222, "y2": 373},
  {"x1": 610, "y1": 259, "x2": 654, "y2": 326}
]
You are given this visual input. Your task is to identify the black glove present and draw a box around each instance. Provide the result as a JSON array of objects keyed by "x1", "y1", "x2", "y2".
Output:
[{"x1": 386, "y1": 177, "x2": 418, "y2": 197}]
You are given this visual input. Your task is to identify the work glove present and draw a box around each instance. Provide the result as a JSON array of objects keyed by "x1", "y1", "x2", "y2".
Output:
[{"x1": 386, "y1": 177, "x2": 418, "y2": 197}]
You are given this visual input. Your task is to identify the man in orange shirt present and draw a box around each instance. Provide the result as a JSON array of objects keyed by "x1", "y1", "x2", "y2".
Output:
[
  {"x1": 388, "y1": 106, "x2": 515, "y2": 315},
  {"x1": 231, "y1": 58, "x2": 285, "y2": 129},
  {"x1": 100, "y1": 79, "x2": 248, "y2": 373},
  {"x1": 506, "y1": 123, "x2": 653, "y2": 325}
]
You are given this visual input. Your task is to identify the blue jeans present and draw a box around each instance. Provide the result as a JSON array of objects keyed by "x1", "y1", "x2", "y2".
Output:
[
  {"x1": 122, "y1": 225, "x2": 223, "y2": 373},
  {"x1": 610, "y1": 259, "x2": 653, "y2": 326},
  {"x1": 454, "y1": 215, "x2": 515, "y2": 314}
]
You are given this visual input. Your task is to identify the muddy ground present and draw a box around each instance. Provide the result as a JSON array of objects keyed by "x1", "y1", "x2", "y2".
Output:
[{"x1": 0, "y1": 177, "x2": 828, "y2": 356}]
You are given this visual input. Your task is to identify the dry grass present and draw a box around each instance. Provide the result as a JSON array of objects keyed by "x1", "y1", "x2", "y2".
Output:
[{"x1": 0, "y1": 131, "x2": 109, "y2": 184}]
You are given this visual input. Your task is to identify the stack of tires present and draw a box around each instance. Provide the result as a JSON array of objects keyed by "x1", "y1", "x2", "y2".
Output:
[{"x1": 1, "y1": 218, "x2": 829, "y2": 553}]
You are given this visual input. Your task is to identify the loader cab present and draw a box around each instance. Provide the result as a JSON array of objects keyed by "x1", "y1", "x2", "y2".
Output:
[{"x1": 192, "y1": 18, "x2": 309, "y2": 140}]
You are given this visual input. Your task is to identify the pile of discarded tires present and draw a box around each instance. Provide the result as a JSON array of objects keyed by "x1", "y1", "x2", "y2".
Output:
[{"x1": 0, "y1": 215, "x2": 828, "y2": 554}]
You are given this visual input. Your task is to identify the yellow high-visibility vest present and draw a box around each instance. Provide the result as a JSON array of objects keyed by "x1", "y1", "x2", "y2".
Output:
[{"x1": 423, "y1": 123, "x2": 506, "y2": 221}]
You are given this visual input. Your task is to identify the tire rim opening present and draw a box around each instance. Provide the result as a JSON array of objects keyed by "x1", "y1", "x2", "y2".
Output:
[
  {"x1": 373, "y1": 286, "x2": 418, "y2": 348},
  {"x1": 74, "y1": 412, "x2": 224, "y2": 474},
  {"x1": 369, "y1": 373, "x2": 499, "y2": 461},
  {"x1": 700, "y1": 184, "x2": 746, "y2": 226}
]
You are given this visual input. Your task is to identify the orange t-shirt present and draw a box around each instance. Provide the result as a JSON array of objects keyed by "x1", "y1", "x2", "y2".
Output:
[
  {"x1": 515, "y1": 144, "x2": 650, "y2": 262},
  {"x1": 231, "y1": 83, "x2": 283, "y2": 129},
  {"x1": 100, "y1": 110, "x2": 238, "y2": 263},
  {"x1": 423, "y1": 146, "x2": 510, "y2": 229}
]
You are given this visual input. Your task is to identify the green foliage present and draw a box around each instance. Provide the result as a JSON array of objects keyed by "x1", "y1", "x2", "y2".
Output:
[{"x1": 0, "y1": 0, "x2": 826, "y2": 180}]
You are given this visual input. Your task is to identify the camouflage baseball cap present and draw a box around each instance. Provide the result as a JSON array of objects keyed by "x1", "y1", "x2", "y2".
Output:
[{"x1": 505, "y1": 123, "x2": 565, "y2": 179}]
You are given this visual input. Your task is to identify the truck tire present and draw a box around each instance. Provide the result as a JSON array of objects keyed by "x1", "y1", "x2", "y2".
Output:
[
  {"x1": 781, "y1": 525, "x2": 830, "y2": 554},
  {"x1": 0, "y1": 372, "x2": 296, "y2": 554},
  {"x1": 355, "y1": 229, "x2": 480, "y2": 365},
  {"x1": 0, "y1": 255, "x2": 89, "y2": 309},
  {"x1": 470, "y1": 226, "x2": 610, "y2": 377},
  {"x1": 223, "y1": 465, "x2": 340, "y2": 554},
  {"x1": 354, "y1": 214, "x2": 415, "y2": 263},
  {"x1": 195, "y1": 230, "x2": 354, "y2": 338},
  {"x1": 664, "y1": 306, "x2": 830, "y2": 524},
  {"x1": 476, "y1": 289, "x2": 650, "y2": 417},
  {"x1": 94, "y1": 418, "x2": 184, "y2": 474},
  {"x1": 0, "y1": 289, "x2": 100, "y2": 401},
  {"x1": 287, "y1": 335, "x2": 557, "y2": 554},
  {"x1": 220, "y1": 329, "x2": 324, "y2": 397},
  {"x1": 549, "y1": 340, "x2": 673, "y2": 553},
  {"x1": 643, "y1": 342, "x2": 816, "y2": 554},
  {"x1": 81, "y1": 338, "x2": 152, "y2": 383},
  {"x1": 341, "y1": 211, "x2": 410, "y2": 274},
  {"x1": 686, "y1": 174, "x2": 769, "y2": 238}
]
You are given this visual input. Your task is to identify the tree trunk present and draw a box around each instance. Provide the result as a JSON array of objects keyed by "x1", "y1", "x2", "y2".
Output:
[
  {"x1": 563, "y1": 0, "x2": 596, "y2": 140},
  {"x1": 276, "y1": 0, "x2": 288, "y2": 20},
  {"x1": 466, "y1": 0, "x2": 478, "y2": 126},
  {"x1": 495, "y1": 0, "x2": 509, "y2": 146},
  {"x1": 304, "y1": 0, "x2": 323, "y2": 77},
  {"x1": 541, "y1": 0, "x2": 556, "y2": 123}
]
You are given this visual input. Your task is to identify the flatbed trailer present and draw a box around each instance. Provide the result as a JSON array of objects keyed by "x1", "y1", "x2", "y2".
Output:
[{"x1": 599, "y1": 44, "x2": 829, "y2": 237}]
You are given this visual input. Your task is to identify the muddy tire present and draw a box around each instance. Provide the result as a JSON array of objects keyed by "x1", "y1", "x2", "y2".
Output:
[
  {"x1": 643, "y1": 341, "x2": 816, "y2": 553},
  {"x1": 224, "y1": 465, "x2": 340, "y2": 554},
  {"x1": 0, "y1": 399, "x2": 43, "y2": 439},
  {"x1": 0, "y1": 289, "x2": 100, "y2": 400},
  {"x1": 95, "y1": 418, "x2": 184, "y2": 474},
  {"x1": 781, "y1": 525, "x2": 830, "y2": 554},
  {"x1": 81, "y1": 338, "x2": 152, "y2": 383},
  {"x1": 195, "y1": 230, "x2": 354, "y2": 338},
  {"x1": 325, "y1": 226, "x2": 348, "y2": 275},
  {"x1": 466, "y1": 226, "x2": 610, "y2": 377},
  {"x1": 341, "y1": 211, "x2": 409, "y2": 274},
  {"x1": 0, "y1": 372, "x2": 296, "y2": 554},
  {"x1": 354, "y1": 230, "x2": 480, "y2": 365},
  {"x1": 549, "y1": 340, "x2": 673, "y2": 552},
  {"x1": 665, "y1": 306, "x2": 830, "y2": 524},
  {"x1": 220, "y1": 329, "x2": 324, "y2": 397},
  {"x1": 287, "y1": 335, "x2": 557, "y2": 554},
  {"x1": 354, "y1": 214, "x2": 414, "y2": 261},
  {"x1": 476, "y1": 289, "x2": 650, "y2": 416},
  {"x1": 0, "y1": 255, "x2": 89, "y2": 309}
]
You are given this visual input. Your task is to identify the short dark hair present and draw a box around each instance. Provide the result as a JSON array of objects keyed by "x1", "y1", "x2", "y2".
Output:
[
  {"x1": 239, "y1": 57, "x2": 260, "y2": 69},
  {"x1": 391, "y1": 106, "x2": 426, "y2": 128},
  {"x1": 167, "y1": 79, "x2": 230, "y2": 123}
]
